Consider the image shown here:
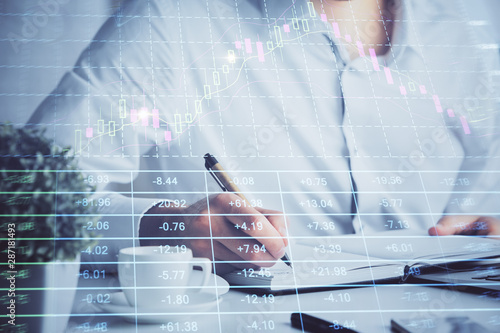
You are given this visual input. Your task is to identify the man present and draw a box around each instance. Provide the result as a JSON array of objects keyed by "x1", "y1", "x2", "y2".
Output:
[{"x1": 29, "y1": 0, "x2": 500, "y2": 272}]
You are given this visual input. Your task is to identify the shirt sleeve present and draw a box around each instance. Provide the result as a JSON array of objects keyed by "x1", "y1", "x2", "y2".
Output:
[
  {"x1": 27, "y1": 0, "x2": 175, "y2": 271},
  {"x1": 442, "y1": 29, "x2": 500, "y2": 219}
]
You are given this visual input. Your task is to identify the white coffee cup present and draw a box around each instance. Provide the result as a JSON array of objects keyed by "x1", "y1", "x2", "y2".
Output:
[{"x1": 118, "y1": 246, "x2": 212, "y2": 308}]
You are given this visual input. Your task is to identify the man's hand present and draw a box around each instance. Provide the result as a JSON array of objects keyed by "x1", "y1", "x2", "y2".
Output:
[
  {"x1": 428, "y1": 215, "x2": 500, "y2": 238},
  {"x1": 140, "y1": 193, "x2": 289, "y2": 273}
]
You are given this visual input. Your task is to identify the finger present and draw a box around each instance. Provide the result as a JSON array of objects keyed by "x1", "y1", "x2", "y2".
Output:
[
  {"x1": 473, "y1": 216, "x2": 500, "y2": 236},
  {"x1": 256, "y1": 207, "x2": 289, "y2": 247},
  {"x1": 187, "y1": 238, "x2": 261, "y2": 271},
  {"x1": 205, "y1": 213, "x2": 280, "y2": 265},
  {"x1": 218, "y1": 236, "x2": 280, "y2": 267},
  {"x1": 209, "y1": 193, "x2": 286, "y2": 260},
  {"x1": 212, "y1": 242, "x2": 261, "y2": 270},
  {"x1": 208, "y1": 214, "x2": 283, "y2": 267},
  {"x1": 223, "y1": 214, "x2": 286, "y2": 260},
  {"x1": 428, "y1": 215, "x2": 480, "y2": 236},
  {"x1": 487, "y1": 218, "x2": 500, "y2": 236}
]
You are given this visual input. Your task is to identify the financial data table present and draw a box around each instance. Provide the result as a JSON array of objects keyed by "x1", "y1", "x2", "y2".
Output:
[
  {"x1": 57, "y1": 169, "x2": 499, "y2": 332},
  {"x1": 4, "y1": 169, "x2": 499, "y2": 332},
  {"x1": 66, "y1": 275, "x2": 500, "y2": 332}
]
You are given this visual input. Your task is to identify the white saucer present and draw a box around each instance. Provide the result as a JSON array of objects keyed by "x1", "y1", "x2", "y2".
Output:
[
  {"x1": 98, "y1": 292, "x2": 222, "y2": 323},
  {"x1": 97, "y1": 273, "x2": 229, "y2": 324}
]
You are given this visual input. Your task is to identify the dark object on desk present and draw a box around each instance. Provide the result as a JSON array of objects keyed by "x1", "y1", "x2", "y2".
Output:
[
  {"x1": 291, "y1": 312, "x2": 359, "y2": 333},
  {"x1": 412, "y1": 262, "x2": 500, "y2": 292},
  {"x1": 390, "y1": 316, "x2": 495, "y2": 333},
  {"x1": 203, "y1": 153, "x2": 292, "y2": 268},
  {"x1": 223, "y1": 235, "x2": 500, "y2": 294}
]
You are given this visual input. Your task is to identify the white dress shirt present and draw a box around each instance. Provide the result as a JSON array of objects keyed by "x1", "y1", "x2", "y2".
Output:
[{"x1": 29, "y1": 0, "x2": 500, "y2": 267}]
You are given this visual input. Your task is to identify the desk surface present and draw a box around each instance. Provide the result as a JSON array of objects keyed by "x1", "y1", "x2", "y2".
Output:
[{"x1": 65, "y1": 275, "x2": 500, "y2": 333}]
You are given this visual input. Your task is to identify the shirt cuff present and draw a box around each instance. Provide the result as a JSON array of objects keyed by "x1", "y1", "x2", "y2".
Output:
[{"x1": 137, "y1": 198, "x2": 174, "y2": 245}]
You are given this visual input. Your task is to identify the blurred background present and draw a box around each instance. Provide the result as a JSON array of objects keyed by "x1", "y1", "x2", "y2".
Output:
[
  {"x1": 0, "y1": 0, "x2": 499, "y2": 125},
  {"x1": 0, "y1": 0, "x2": 122, "y2": 124}
]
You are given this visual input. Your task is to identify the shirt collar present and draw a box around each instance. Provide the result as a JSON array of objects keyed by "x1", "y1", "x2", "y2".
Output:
[
  {"x1": 263, "y1": 0, "x2": 425, "y2": 63},
  {"x1": 398, "y1": 1, "x2": 468, "y2": 62},
  {"x1": 391, "y1": 0, "x2": 425, "y2": 63}
]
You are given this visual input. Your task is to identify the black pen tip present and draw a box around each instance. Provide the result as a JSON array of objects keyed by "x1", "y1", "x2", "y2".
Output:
[
  {"x1": 204, "y1": 153, "x2": 219, "y2": 169},
  {"x1": 281, "y1": 254, "x2": 292, "y2": 268}
]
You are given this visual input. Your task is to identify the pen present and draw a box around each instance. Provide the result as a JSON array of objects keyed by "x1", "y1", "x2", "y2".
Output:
[
  {"x1": 203, "y1": 153, "x2": 292, "y2": 268},
  {"x1": 291, "y1": 313, "x2": 359, "y2": 333}
]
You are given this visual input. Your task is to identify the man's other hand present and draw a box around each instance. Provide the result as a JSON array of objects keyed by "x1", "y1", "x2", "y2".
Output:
[{"x1": 428, "y1": 215, "x2": 500, "y2": 238}]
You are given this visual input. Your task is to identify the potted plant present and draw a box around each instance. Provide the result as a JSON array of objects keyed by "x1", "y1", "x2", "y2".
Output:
[{"x1": 0, "y1": 124, "x2": 97, "y2": 333}]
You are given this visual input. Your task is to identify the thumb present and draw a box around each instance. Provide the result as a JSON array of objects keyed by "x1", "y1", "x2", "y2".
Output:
[{"x1": 428, "y1": 215, "x2": 479, "y2": 236}]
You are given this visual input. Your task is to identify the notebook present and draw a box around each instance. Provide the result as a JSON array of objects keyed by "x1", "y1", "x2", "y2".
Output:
[
  {"x1": 221, "y1": 232, "x2": 500, "y2": 294},
  {"x1": 412, "y1": 259, "x2": 500, "y2": 291}
]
